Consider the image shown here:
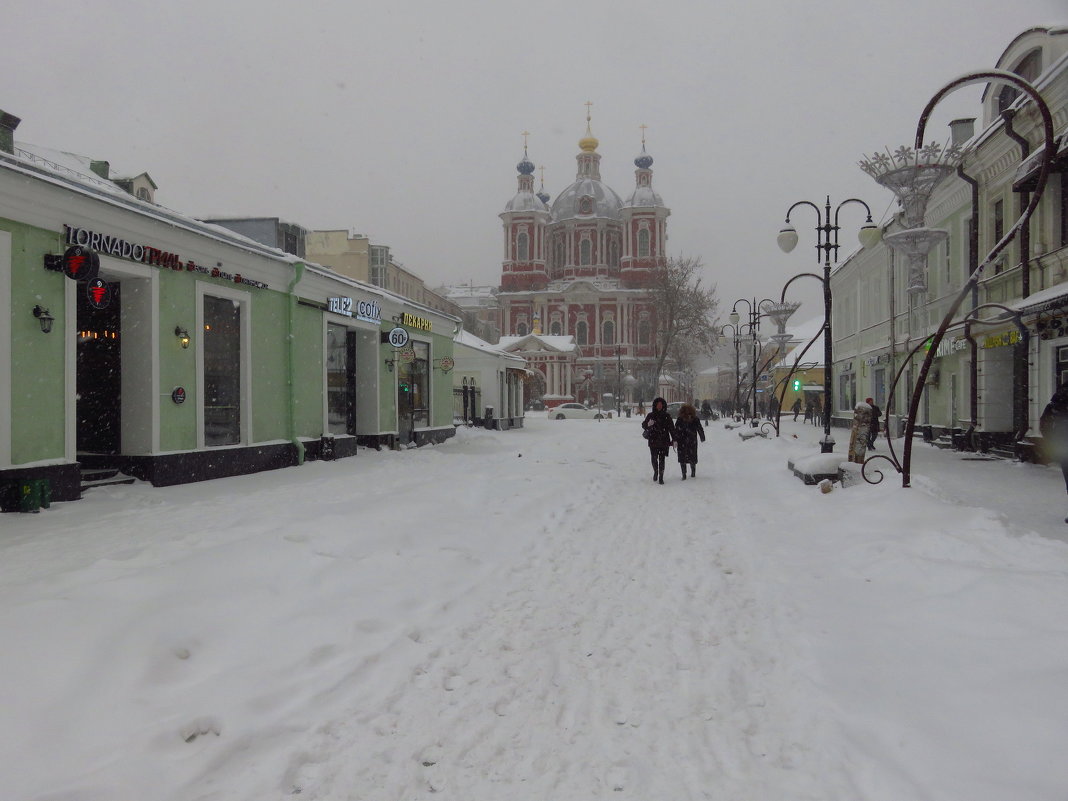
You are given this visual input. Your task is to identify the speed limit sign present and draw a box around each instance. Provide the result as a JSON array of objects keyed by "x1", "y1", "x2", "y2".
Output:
[{"x1": 387, "y1": 326, "x2": 410, "y2": 348}]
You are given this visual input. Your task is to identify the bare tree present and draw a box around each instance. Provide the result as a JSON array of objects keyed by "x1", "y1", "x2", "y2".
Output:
[{"x1": 648, "y1": 256, "x2": 719, "y2": 394}]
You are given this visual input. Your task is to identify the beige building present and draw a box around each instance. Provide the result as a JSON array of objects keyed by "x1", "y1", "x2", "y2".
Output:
[{"x1": 308, "y1": 231, "x2": 464, "y2": 320}]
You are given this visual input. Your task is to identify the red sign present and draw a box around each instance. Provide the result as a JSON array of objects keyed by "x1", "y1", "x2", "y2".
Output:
[
  {"x1": 86, "y1": 278, "x2": 112, "y2": 310},
  {"x1": 62, "y1": 245, "x2": 99, "y2": 281}
]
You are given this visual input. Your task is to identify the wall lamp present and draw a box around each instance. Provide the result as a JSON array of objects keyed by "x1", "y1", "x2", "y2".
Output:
[
  {"x1": 175, "y1": 326, "x2": 190, "y2": 349},
  {"x1": 33, "y1": 305, "x2": 55, "y2": 334}
]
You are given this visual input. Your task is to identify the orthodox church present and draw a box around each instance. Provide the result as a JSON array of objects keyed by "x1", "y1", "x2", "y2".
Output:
[{"x1": 497, "y1": 114, "x2": 671, "y2": 407}]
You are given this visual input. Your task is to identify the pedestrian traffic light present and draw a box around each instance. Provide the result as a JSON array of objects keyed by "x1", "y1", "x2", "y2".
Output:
[{"x1": 792, "y1": 378, "x2": 801, "y2": 391}]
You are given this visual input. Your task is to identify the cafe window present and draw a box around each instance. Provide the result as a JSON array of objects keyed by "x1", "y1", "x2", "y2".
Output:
[
  {"x1": 203, "y1": 294, "x2": 243, "y2": 446},
  {"x1": 326, "y1": 323, "x2": 356, "y2": 435}
]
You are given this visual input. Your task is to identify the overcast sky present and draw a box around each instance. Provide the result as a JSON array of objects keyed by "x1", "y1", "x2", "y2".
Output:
[{"x1": 3, "y1": 1, "x2": 1065, "y2": 320}]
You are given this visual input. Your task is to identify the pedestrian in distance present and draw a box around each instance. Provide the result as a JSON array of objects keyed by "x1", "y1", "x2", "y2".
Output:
[
  {"x1": 1040, "y1": 382, "x2": 1068, "y2": 523},
  {"x1": 792, "y1": 397, "x2": 802, "y2": 421},
  {"x1": 803, "y1": 400, "x2": 813, "y2": 423},
  {"x1": 674, "y1": 403, "x2": 705, "y2": 480},
  {"x1": 642, "y1": 396, "x2": 676, "y2": 485},
  {"x1": 866, "y1": 397, "x2": 881, "y2": 449},
  {"x1": 700, "y1": 400, "x2": 714, "y2": 427}
]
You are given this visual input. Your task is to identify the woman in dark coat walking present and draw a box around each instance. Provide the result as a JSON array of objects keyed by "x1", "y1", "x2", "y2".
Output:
[
  {"x1": 642, "y1": 396, "x2": 676, "y2": 485},
  {"x1": 674, "y1": 403, "x2": 705, "y2": 480}
]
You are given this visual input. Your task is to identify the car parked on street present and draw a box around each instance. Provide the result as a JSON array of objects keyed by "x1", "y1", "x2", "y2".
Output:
[{"x1": 549, "y1": 403, "x2": 608, "y2": 420}]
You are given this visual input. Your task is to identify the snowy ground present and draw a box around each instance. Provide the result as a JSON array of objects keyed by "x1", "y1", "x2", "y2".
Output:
[{"x1": 2, "y1": 415, "x2": 1068, "y2": 800}]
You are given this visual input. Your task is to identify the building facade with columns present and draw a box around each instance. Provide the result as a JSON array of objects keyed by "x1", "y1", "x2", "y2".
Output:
[{"x1": 497, "y1": 118, "x2": 669, "y2": 407}]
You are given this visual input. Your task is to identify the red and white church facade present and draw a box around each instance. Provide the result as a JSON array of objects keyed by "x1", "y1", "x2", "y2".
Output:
[{"x1": 497, "y1": 119, "x2": 671, "y2": 407}]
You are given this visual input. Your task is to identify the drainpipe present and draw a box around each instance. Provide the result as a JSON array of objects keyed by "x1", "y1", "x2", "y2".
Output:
[
  {"x1": 1002, "y1": 109, "x2": 1031, "y2": 298},
  {"x1": 1001, "y1": 109, "x2": 1033, "y2": 440},
  {"x1": 288, "y1": 261, "x2": 306, "y2": 465},
  {"x1": 957, "y1": 162, "x2": 980, "y2": 438}
]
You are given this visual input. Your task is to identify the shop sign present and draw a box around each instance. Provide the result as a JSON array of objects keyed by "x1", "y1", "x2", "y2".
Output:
[
  {"x1": 981, "y1": 330, "x2": 1021, "y2": 349},
  {"x1": 402, "y1": 311, "x2": 433, "y2": 332},
  {"x1": 62, "y1": 245, "x2": 100, "y2": 281},
  {"x1": 864, "y1": 353, "x2": 892, "y2": 367},
  {"x1": 923, "y1": 336, "x2": 968, "y2": 358},
  {"x1": 86, "y1": 278, "x2": 112, "y2": 310},
  {"x1": 171, "y1": 387, "x2": 186, "y2": 405},
  {"x1": 63, "y1": 224, "x2": 269, "y2": 289},
  {"x1": 328, "y1": 296, "x2": 381, "y2": 324},
  {"x1": 386, "y1": 326, "x2": 410, "y2": 348}
]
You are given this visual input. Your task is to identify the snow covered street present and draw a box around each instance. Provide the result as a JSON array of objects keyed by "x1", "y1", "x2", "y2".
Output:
[{"x1": 3, "y1": 415, "x2": 1068, "y2": 800}]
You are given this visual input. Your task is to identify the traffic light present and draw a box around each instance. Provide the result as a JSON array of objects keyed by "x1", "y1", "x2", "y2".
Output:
[{"x1": 792, "y1": 378, "x2": 801, "y2": 392}]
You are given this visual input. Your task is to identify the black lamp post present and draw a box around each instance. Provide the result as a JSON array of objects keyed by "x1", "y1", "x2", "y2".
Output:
[
  {"x1": 729, "y1": 298, "x2": 777, "y2": 423},
  {"x1": 718, "y1": 322, "x2": 742, "y2": 417},
  {"x1": 777, "y1": 197, "x2": 881, "y2": 452}
]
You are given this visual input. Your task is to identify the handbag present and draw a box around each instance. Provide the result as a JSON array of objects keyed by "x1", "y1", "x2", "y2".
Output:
[{"x1": 642, "y1": 428, "x2": 651, "y2": 440}]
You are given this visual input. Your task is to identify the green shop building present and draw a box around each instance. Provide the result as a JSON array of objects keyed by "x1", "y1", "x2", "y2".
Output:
[{"x1": 0, "y1": 111, "x2": 458, "y2": 506}]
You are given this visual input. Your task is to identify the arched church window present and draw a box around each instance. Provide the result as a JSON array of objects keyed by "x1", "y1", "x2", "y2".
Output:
[
  {"x1": 550, "y1": 320, "x2": 562, "y2": 336},
  {"x1": 517, "y1": 322, "x2": 528, "y2": 336},
  {"x1": 575, "y1": 321, "x2": 588, "y2": 346},
  {"x1": 638, "y1": 320, "x2": 651, "y2": 345},
  {"x1": 603, "y1": 320, "x2": 615, "y2": 346},
  {"x1": 517, "y1": 232, "x2": 529, "y2": 261},
  {"x1": 637, "y1": 228, "x2": 650, "y2": 258},
  {"x1": 580, "y1": 238, "x2": 592, "y2": 266}
]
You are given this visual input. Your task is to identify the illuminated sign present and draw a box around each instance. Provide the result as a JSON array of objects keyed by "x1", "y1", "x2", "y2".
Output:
[
  {"x1": 402, "y1": 312, "x2": 432, "y2": 332},
  {"x1": 86, "y1": 278, "x2": 112, "y2": 310},
  {"x1": 62, "y1": 245, "x2": 100, "y2": 281},
  {"x1": 981, "y1": 330, "x2": 1020, "y2": 349},
  {"x1": 328, "y1": 296, "x2": 381, "y2": 324},
  {"x1": 63, "y1": 225, "x2": 269, "y2": 289}
]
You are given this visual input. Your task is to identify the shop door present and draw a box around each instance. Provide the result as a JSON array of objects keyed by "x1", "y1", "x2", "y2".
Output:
[{"x1": 77, "y1": 282, "x2": 121, "y2": 453}]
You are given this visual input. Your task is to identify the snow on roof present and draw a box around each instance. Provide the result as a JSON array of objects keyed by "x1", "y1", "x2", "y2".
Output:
[
  {"x1": 454, "y1": 329, "x2": 525, "y2": 363},
  {"x1": 497, "y1": 334, "x2": 577, "y2": 353}
]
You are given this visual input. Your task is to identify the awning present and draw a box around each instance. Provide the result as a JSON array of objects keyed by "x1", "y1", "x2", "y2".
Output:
[{"x1": 1013, "y1": 128, "x2": 1068, "y2": 192}]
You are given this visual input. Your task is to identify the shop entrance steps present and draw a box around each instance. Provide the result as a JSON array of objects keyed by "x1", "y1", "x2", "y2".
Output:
[{"x1": 80, "y1": 467, "x2": 136, "y2": 492}]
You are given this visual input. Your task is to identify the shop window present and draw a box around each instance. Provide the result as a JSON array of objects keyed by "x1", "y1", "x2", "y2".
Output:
[
  {"x1": 326, "y1": 324, "x2": 357, "y2": 435},
  {"x1": 203, "y1": 295, "x2": 242, "y2": 446},
  {"x1": 399, "y1": 341, "x2": 430, "y2": 430}
]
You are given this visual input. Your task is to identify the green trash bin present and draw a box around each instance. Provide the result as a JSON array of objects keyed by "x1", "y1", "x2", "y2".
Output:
[{"x1": 18, "y1": 479, "x2": 50, "y2": 513}]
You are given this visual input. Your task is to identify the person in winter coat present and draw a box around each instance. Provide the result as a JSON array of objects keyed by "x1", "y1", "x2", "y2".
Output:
[
  {"x1": 642, "y1": 396, "x2": 676, "y2": 485},
  {"x1": 791, "y1": 397, "x2": 802, "y2": 421},
  {"x1": 1040, "y1": 382, "x2": 1068, "y2": 523},
  {"x1": 674, "y1": 403, "x2": 706, "y2": 480},
  {"x1": 865, "y1": 397, "x2": 881, "y2": 448}
]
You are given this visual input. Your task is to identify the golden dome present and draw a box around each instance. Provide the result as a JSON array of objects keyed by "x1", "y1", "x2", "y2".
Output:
[{"x1": 578, "y1": 131, "x2": 599, "y2": 152}]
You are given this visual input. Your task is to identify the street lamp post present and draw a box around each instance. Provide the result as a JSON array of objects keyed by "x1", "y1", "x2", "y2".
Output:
[
  {"x1": 718, "y1": 322, "x2": 742, "y2": 418},
  {"x1": 616, "y1": 346, "x2": 623, "y2": 416},
  {"x1": 778, "y1": 196, "x2": 881, "y2": 452}
]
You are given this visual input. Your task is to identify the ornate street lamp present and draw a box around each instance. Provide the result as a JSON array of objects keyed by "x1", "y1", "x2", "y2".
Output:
[
  {"x1": 859, "y1": 69, "x2": 1056, "y2": 487},
  {"x1": 726, "y1": 297, "x2": 799, "y2": 423},
  {"x1": 777, "y1": 196, "x2": 881, "y2": 451}
]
